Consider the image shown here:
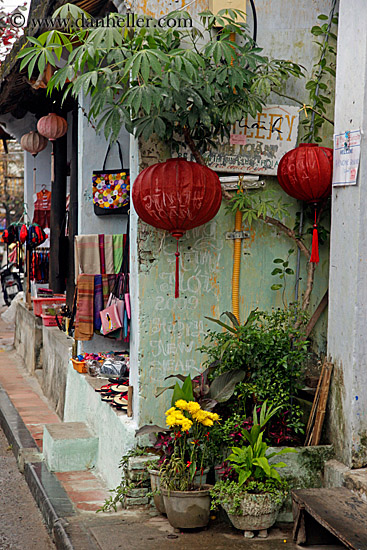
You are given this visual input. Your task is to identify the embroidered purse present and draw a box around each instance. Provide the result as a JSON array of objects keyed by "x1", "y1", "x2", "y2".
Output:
[{"x1": 93, "y1": 141, "x2": 130, "y2": 216}]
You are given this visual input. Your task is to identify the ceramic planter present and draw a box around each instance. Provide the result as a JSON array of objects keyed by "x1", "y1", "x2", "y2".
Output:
[
  {"x1": 148, "y1": 469, "x2": 166, "y2": 515},
  {"x1": 162, "y1": 485, "x2": 212, "y2": 529},
  {"x1": 222, "y1": 491, "x2": 285, "y2": 537}
]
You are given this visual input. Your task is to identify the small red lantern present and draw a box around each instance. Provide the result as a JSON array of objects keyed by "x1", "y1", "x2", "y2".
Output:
[
  {"x1": 37, "y1": 113, "x2": 67, "y2": 141},
  {"x1": 277, "y1": 143, "x2": 333, "y2": 263},
  {"x1": 132, "y1": 158, "x2": 222, "y2": 297},
  {"x1": 20, "y1": 131, "x2": 48, "y2": 156}
]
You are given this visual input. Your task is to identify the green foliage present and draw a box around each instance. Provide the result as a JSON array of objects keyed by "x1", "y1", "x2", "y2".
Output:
[
  {"x1": 226, "y1": 187, "x2": 292, "y2": 227},
  {"x1": 18, "y1": 5, "x2": 303, "y2": 151},
  {"x1": 199, "y1": 307, "x2": 309, "y2": 428},
  {"x1": 97, "y1": 447, "x2": 150, "y2": 512},
  {"x1": 210, "y1": 479, "x2": 288, "y2": 515},
  {"x1": 227, "y1": 402, "x2": 296, "y2": 486},
  {"x1": 301, "y1": 12, "x2": 338, "y2": 143},
  {"x1": 271, "y1": 249, "x2": 295, "y2": 307},
  {"x1": 171, "y1": 375, "x2": 194, "y2": 406}
]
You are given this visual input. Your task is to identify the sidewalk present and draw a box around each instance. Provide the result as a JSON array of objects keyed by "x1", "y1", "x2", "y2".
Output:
[{"x1": 0, "y1": 313, "x2": 330, "y2": 550}]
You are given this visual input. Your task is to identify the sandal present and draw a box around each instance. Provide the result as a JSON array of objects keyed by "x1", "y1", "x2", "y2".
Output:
[
  {"x1": 101, "y1": 394, "x2": 115, "y2": 402},
  {"x1": 110, "y1": 384, "x2": 129, "y2": 393},
  {"x1": 113, "y1": 394, "x2": 128, "y2": 407},
  {"x1": 95, "y1": 383, "x2": 115, "y2": 393}
]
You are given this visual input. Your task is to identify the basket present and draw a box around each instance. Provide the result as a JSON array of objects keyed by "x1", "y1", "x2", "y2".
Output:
[
  {"x1": 41, "y1": 314, "x2": 58, "y2": 327},
  {"x1": 71, "y1": 358, "x2": 87, "y2": 373},
  {"x1": 33, "y1": 295, "x2": 66, "y2": 317}
]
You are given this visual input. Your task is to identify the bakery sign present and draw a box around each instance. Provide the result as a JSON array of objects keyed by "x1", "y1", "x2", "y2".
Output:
[{"x1": 182, "y1": 105, "x2": 300, "y2": 175}]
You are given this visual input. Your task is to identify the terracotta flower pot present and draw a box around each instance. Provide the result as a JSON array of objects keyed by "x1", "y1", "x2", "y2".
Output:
[
  {"x1": 162, "y1": 485, "x2": 212, "y2": 529},
  {"x1": 148, "y1": 469, "x2": 166, "y2": 515}
]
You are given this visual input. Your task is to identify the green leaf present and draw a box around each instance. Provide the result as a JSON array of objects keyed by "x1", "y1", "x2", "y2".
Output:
[
  {"x1": 205, "y1": 316, "x2": 237, "y2": 334},
  {"x1": 273, "y1": 258, "x2": 284, "y2": 263},
  {"x1": 271, "y1": 268, "x2": 282, "y2": 275},
  {"x1": 208, "y1": 369, "x2": 246, "y2": 403}
]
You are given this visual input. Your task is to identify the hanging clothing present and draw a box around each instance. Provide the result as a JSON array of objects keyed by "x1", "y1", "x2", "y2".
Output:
[
  {"x1": 94, "y1": 275, "x2": 103, "y2": 331},
  {"x1": 75, "y1": 234, "x2": 100, "y2": 276},
  {"x1": 104, "y1": 234, "x2": 114, "y2": 274},
  {"x1": 74, "y1": 274, "x2": 94, "y2": 341},
  {"x1": 99, "y1": 234, "x2": 106, "y2": 275},
  {"x1": 33, "y1": 189, "x2": 51, "y2": 229},
  {"x1": 112, "y1": 234, "x2": 125, "y2": 274}
]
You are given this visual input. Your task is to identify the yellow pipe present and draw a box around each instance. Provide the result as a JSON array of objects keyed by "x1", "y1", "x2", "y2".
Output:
[{"x1": 232, "y1": 209, "x2": 242, "y2": 323}]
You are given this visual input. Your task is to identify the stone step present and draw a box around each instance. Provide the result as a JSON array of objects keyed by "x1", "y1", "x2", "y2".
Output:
[{"x1": 43, "y1": 422, "x2": 98, "y2": 472}]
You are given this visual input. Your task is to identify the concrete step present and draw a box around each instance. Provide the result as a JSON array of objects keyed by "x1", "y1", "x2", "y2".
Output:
[{"x1": 43, "y1": 422, "x2": 98, "y2": 472}]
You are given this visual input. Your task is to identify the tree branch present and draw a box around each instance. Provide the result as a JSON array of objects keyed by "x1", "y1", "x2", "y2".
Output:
[
  {"x1": 260, "y1": 214, "x2": 311, "y2": 259},
  {"x1": 183, "y1": 127, "x2": 206, "y2": 165}
]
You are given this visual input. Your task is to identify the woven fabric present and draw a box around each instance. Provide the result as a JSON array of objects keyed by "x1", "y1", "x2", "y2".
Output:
[
  {"x1": 99, "y1": 234, "x2": 106, "y2": 275},
  {"x1": 112, "y1": 234, "x2": 124, "y2": 274},
  {"x1": 75, "y1": 235, "x2": 100, "y2": 275},
  {"x1": 94, "y1": 275, "x2": 103, "y2": 331},
  {"x1": 104, "y1": 234, "x2": 114, "y2": 274},
  {"x1": 75, "y1": 274, "x2": 94, "y2": 341}
]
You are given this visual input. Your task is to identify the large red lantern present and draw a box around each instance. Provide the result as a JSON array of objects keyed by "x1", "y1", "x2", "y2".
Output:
[
  {"x1": 132, "y1": 158, "x2": 222, "y2": 297},
  {"x1": 37, "y1": 113, "x2": 68, "y2": 184},
  {"x1": 277, "y1": 143, "x2": 333, "y2": 263}
]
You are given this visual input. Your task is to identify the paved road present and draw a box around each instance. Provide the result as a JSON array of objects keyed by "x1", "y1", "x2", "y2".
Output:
[{"x1": 0, "y1": 426, "x2": 55, "y2": 550}]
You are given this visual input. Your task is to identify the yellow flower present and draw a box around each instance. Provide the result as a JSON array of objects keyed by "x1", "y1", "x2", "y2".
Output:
[
  {"x1": 202, "y1": 418, "x2": 214, "y2": 427},
  {"x1": 165, "y1": 407, "x2": 176, "y2": 416},
  {"x1": 181, "y1": 419, "x2": 193, "y2": 431},
  {"x1": 166, "y1": 415, "x2": 178, "y2": 427},
  {"x1": 192, "y1": 410, "x2": 208, "y2": 423},
  {"x1": 206, "y1": 412, "x2": 220, "y2": 422},
  {"x1": 175, "y1": 400, "x2": 188, "y2": 410},
  {"x1": 186, "y1": 401, "x2": 201, "y2": 414}
]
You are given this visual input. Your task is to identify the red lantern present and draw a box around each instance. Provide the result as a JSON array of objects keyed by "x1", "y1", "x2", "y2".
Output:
[
  {"x1": 277, "y1": 143, "x2": 333, "y2": 263},
  {"x1": 132, "y1": 158, "x2": 222, "y2": 297},
  {"x1": 37, "y1": 113, "x2": 67, "y2": 141},
  {"x1": 37, "y1": 113, "x2": 68, "y2": 185},
  {"x1": 20, "y1": 131, "x2": 48, "y2": 156}
]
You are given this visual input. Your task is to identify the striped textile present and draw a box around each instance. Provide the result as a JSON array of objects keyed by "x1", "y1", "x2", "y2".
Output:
[
  {"x1": 99, "y1": 234, "x2": 106, "y2": 275},
  {"x1": 112, "y1": 234, "x2": 124, "y2": 274},
  {"x1": 75, "y1": 274, "x2": 94, "y2": 341},
  {"x1": 75, "y1": 235, "x2": 100, "y2": 276},
  {"x1": 104, "y1": 234, "x2": 114, "y2": 274},
  {"x1": 94, "y1": 275, "x2": 103, "y2": 331}
]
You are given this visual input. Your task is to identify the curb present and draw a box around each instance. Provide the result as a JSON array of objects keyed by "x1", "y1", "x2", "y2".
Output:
[{"x1": 0, "y1": 384, "x2": 76, "y2": 550}]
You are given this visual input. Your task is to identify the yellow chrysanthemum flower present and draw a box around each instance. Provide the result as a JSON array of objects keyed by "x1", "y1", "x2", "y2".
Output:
[
  {"x1": 165, "y1": 407, "x2": 176, "y2": 416},
  {"x1": 175, "y1": 399, "x2": 188, "y2": 410},
  {"x1": 192, "y1": 410, "x2": 208, "y2": 423},
  {"x1": 181, "y1": 419, "x2": 193, "y2": 431},
  {"x1": 202, "y1": 418, "x2": 214, "y2": 427},
  {"x1": 186, "y1": 401, "x2": 201, "y2": 414},
  {"x1": 206, "y1": 412, "x2": 220, "y2": 422}
]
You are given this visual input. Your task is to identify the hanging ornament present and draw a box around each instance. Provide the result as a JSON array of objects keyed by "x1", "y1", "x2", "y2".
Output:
[
  {"x1": 20, "y1": 131, "x2": 48, "y2": 194},
  {"x1": 277, "y1": 143, "x2": 333, "y2": 264},
  {"x1": 132, "y1": 158, "x2": 222, "y2": 297},
  {"x1": 37, "y1": 113, "x2": 68, "y2": 185}
]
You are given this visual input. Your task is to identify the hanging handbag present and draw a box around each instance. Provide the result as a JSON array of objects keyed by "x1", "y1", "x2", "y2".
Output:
[
  {"x1": 100, "y1": 293, "x2": 123, "y2": 335},
  {"x1": 93, "y1": 141, "x2": 130, "y2": 216}
]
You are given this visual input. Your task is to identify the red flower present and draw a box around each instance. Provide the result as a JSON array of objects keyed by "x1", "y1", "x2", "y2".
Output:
[{"x1": 186, "y1": 461, "x2": 192, "y2": 468}]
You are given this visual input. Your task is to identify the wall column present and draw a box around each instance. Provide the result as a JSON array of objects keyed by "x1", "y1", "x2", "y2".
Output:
[{"x1": 327, "y1": 0, "x2": 367, "y2": 467}]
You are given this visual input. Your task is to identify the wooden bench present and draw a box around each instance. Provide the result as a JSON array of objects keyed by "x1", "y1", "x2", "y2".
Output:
[{"x1": 292, "y1": 488, "x2": 367, "y2": 549}]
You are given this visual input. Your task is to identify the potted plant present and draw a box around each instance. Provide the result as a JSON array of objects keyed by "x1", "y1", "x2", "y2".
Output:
[
  {"x1": 159, "y1": 399, "x2": 220, "y2": 529},
  {"x1": 210, "y1": 401, "x2": 296, "y2": 539}
]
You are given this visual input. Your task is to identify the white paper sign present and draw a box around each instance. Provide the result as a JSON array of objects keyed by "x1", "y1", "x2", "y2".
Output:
[
  {"x1": 180, "y1": 105, "x2": 299, "y2": 175},
  {"x1": 333, "y1": 129, "x2": 361, "y2": 186}
]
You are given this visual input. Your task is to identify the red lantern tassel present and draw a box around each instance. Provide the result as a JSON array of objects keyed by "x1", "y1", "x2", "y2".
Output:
[
  {"x1": 310, "y1": 208, "x2": 319, "y2": 264},
  {"x1": 175, "y1": 239, "x2": 180, "y2": 298}
]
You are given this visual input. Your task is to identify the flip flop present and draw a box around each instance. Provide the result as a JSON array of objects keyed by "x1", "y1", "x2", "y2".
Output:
[
  {"x1": 95, "y1": 384, "x2": 115, "y2": 393},
  {"x1": 113, "y1": 394, "x2": 128, "y2": 407},
  {"x1": 110, "y1": 384, "x2": 129, "y2": 393},
  {"x1": 101, "y1": 394, "x2": 115, "y2": 402}
]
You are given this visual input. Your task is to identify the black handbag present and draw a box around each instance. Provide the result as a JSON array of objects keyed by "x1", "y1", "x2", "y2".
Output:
[{"x1": 92, "y1": 141, "x2": 130, "y2": 216}]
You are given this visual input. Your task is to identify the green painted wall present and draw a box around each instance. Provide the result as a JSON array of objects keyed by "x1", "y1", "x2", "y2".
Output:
[{"x1": 137, "y1": 178, "x2": 329, "y2": 425}]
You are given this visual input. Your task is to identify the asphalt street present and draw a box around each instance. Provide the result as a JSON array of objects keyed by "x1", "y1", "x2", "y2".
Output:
[{"x1": 0, "y1": 424, "x2": 55, "y2": 549}]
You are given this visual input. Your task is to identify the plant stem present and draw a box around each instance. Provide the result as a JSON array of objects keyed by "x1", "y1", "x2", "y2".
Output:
[{"x1": 273, "y1": 91, "x2": 334, "y2": 126}]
